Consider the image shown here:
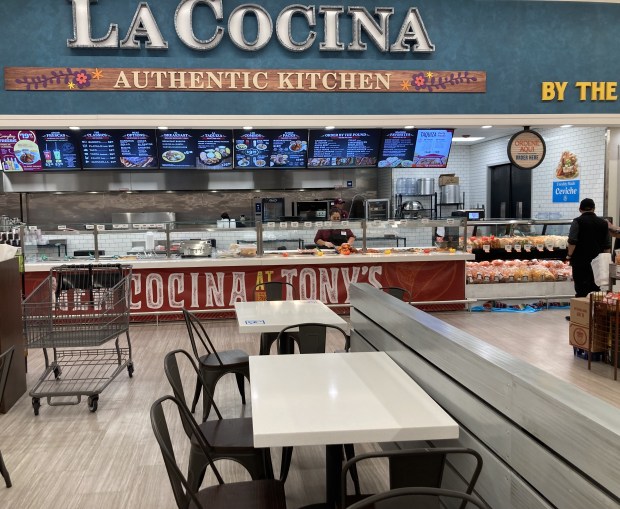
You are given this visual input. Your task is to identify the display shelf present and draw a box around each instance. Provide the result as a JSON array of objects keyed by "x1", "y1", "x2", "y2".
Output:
[{"x1": 393, "y1": 192, "x2": 437, "y2": 219}]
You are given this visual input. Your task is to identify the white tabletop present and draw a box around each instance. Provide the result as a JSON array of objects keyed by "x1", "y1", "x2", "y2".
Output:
[
  {"x1": 234, "y1": 300, "x2": 349, "y2": 334},
  {"x1": 250, "y1": 352, "x2": 459, "y2": 448}
]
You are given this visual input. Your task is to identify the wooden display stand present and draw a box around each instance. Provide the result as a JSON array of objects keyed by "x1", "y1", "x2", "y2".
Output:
[{"x1": 0, "y1": 257, "x2": 26, "y2": 412}]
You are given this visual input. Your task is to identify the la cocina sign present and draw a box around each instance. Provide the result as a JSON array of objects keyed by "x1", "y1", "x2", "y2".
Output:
[{"x1": 67, "y1": 0, "x2": 435, "y2": 54}]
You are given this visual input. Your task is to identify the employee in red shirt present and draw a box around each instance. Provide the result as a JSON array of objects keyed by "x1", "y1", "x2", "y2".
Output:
[
  {"x1": 314, "y1": 209, "x2": 355, "y2": 248},
  {"x1": 333, "y1": 198, "x2": 349, "y2": 219}
]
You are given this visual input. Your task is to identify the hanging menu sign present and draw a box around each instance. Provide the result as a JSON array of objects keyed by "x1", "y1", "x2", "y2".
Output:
[
  {"x1": 158, "y1": 130, "x2": 233, "y2": 169},
  {"x1": 308, "y1": 129, "x2": 381, "y2": 167},
  {"x1": 235, "y1": 131, "x2": 270, "y2": 168},
  {"x1": 80, "y1": 130, "x2": 119, "y2": 169},
  {"x1": 378, "y1": 129, "x2": 416, "y2": 167},
  {"x1": 269, "y1": 130, "x2": 308, "y2": 168},
  {"x1": 35, "y1": 130, "x2": 81, "y2": 170},
  {"x1": 0, "y1": 130, "x2": 43, "y2": 172},
  {"x1": 412, "y1": 129, "x2": 454, "y2": 168},
  {"x1": 117, "y1": 130, "x2": 158, "y2": 168}
]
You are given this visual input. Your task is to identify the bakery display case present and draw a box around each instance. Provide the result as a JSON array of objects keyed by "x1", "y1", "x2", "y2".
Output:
[{"x1": 466, "y1": 219, "x2": 570, "y2": 262}]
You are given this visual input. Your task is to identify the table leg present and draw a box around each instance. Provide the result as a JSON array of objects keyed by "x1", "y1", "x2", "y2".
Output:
[{"x1": 325, "y1": 444, "x2": 341, "y2": 509}]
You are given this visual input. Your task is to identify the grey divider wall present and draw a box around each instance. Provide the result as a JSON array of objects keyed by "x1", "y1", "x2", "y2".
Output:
[{"x1": 348, "y1": 283, "x2": 620, "y2": 509}]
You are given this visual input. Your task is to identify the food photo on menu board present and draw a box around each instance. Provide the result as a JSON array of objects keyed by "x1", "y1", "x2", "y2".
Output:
[
  {"x1": 0, "y1": 130, "x2": 43, "y2": 171},
  {"x1": 307, "y1": 128, "x2": 381, "y2": 168},
  {"x1": 35, "y1": 130, "x2": 81, "y2": 170},
  {"x1": 377, "y1": 129, "x2": 416, "y2": 168},
  {"x1": 158, "y1": 130, "x2": 233, "y2": 169},
  {"x1": 235, "y1": 131, "x2": 271, "y2": 168},
  {"x1": 80, "y1": 130, "x2": 158, "y2": 170},
  {"x1": 412, "y1": 129, "x2": 454, "y2": 168}
]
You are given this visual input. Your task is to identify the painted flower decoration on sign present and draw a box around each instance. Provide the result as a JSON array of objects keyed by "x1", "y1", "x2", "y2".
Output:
[
  {"x1": 412, "y1": 73, "x2": 427, "y2": 88},
  {"x1": 408, "y1": 71, "x2": 478, "y2": 92},
  {"x1": 73, "y1": 69, "x2": 92, "y2": 89}
]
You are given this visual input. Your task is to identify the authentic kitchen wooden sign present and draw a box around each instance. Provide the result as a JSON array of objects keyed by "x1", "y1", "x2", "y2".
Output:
[{"x1": 5, "y1": 67, "x2": 486, "y2": 93}]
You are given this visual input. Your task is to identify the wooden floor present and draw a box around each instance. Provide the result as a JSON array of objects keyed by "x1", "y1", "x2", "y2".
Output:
[{"x1": 1, "y1": 309, "x2": 619, "y2": 508}]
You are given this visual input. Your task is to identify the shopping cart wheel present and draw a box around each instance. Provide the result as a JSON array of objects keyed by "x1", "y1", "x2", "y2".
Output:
[
  {"x1": 32, "y1": 397, "x2": 41, "y2": 416},
  {"x1": 88, "y1": 395, "x2": 99, "y2": 413},
  {"x1": 127, "y1": 362, "x2": 134, "y2": 378}
]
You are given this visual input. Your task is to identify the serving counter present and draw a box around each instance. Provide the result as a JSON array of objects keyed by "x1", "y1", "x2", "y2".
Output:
[
  {"x1": 19, "y1": 218, "x2": 472, "y2": 319},
  {"x1": 23, "y1": 250, "x2": 473, "y2": 318}
]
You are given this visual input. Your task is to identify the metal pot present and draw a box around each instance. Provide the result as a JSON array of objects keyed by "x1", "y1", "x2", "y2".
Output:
[
  {"x1": 180, "y1": 240, "x2": 212, "y2": 257},
  {"x1": 441, "y1": 184, "x2": 461, "y2": 204},
  {"x1": 401, "y1": 201, "x2": 424, "y2": 218},
  {"x1": 417, "y1": 178, "x2": 435, "y2": 195}
]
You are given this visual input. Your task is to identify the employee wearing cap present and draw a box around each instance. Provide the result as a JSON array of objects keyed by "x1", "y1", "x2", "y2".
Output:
[
  {"x1": 333, "y1": 198, "x2": 349, "y2": 219},
  {"x1": 314, "y1": 209, "x2": 355, "y2": 248}
]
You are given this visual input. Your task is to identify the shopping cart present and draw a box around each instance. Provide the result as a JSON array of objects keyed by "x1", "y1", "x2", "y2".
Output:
[{"x1": 23, "y1": 264, "x2": 134, "y2": 414}]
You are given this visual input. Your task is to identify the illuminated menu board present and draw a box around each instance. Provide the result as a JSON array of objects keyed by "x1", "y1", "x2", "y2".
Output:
[
  {"x1": 80, "y1": 129, "x2": 158, "y2": 169},
  {"x1": 0, "y1": 130, "x2": 42, "y2": 171},
  {"x1": 158, "y1": 130, "x2": 233, "y2": 169},
  {"x1": 377, "y1": 129, "x2": 416, "y2": 168},
  {"x1": 35, "y1": 130, "x2": 81, "y2": 170},
  {"x1": 307, "y1": 129, "x2": 381, "y2": 167},
  {"x1": 412, "y1": 129, "x2": 454, "y2": 168},
  {"x1": 234, "y1": 130, "x2": 307, "y2": 169}
]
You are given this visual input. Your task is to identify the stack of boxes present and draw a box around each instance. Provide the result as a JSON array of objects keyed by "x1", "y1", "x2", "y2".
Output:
[{"x1": 568, "y1": 296, "x2": 608, "y2": 355}]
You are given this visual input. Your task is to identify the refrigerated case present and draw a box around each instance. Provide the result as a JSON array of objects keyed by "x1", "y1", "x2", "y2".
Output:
[{"x1": 364, "y1": 199, "x2": 390, "y2": 220}]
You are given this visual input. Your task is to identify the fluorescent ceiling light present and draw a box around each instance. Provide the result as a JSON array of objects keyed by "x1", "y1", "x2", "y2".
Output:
[
  {"x1": 452, "y1": 136, "x2": 485, "y2": 142},
  {"x1": 481, "y1": 125, "x2": 493, "y2": 129}
]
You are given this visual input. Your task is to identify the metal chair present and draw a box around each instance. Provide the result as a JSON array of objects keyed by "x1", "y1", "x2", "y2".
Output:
[
  {"x1": 276, "y1": 322, "x2": 350, "y2": 355},
  {"x1": 183, "y1": 309, "x2": 250, "y2": 422},
  {"x1": 275, "y1": 323, "x2": 358, "y2": 489},
  {"x1": 379, "y1": 286, "x2": 411, "y2": 302},
  {"x1": 150, "y1": 395, "x2": 287, "y2": 509},
  {"x1": 0, "y1": 346, "x2": 15, "y2": 488},
  {"x1": 341, "y1": 447, "x2": 483, "y2": 509},
  {"x1": 343, "y1": 487, "x2": 490, "y2": 509},
  {"x1": 254, "y1": 282, "x2": 298, "y2": 355},
  {"x1": 164, "y1": 349, "x2": 274, "y2": 492}
]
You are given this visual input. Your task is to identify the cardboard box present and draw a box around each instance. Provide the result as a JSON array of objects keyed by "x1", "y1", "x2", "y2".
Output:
[
  {"x1": 439, "y1": 174, "x2": 459, "y2": 186},
  {"x1": 569, "y1": 297, "x2": 590, "y2": 326},
  {"x1": 569, "y1": 323, "x2": 607, "y2": 352}
]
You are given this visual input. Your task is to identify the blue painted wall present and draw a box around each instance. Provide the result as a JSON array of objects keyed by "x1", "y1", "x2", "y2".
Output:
[{"x1": 1, "y1": 0, "x2": 619, "y2": 116}]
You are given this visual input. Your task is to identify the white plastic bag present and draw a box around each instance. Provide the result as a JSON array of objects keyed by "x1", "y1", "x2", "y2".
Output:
[
  {"x1": 0, "y1": 243, "x2": 18, "y2": 262},
  {"x1": 591, "y1": 252, "x2": 612, "y2": 287}
]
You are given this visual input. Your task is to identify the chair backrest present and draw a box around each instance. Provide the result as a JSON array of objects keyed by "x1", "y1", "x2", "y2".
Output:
[
  {"x1": 277, "y1": 322, "x2": 349, "y2": 354},
  {"x1": 163, "y1": 349, "x2": 223, "y2": 435},
  {"x1": 150, "y1": 395, "x2": 225, "y2": 509},
  {"x1": 344, "y1": 487, "x2": 490, "y2": 509},
  {"x1": 182, "y1": 308, "x2": 223, "y2": 365},
  {"x1": 254, "y1": 281, "x2": 297, "y2": 301},
  {"x1": 341, "y1": 448, "x2": 483, "y2": 509},
  {"x1": 0, "y1": 346, "x2": 15, "y2": 404},
  {"x1": 379, "y1": 286, "x2": 410, "y2": 301}
]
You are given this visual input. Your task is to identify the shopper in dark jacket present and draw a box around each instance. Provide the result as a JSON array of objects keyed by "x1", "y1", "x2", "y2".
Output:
[{"x1": 566, "y1": 198, "x2": 611, "y2": 297}]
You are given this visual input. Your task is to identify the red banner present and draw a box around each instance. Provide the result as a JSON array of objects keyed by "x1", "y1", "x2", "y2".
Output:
[{"x1": 24, "y1": 260, "x2": 465, "y2": 317}]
